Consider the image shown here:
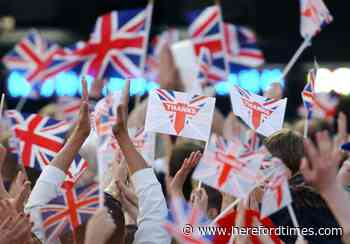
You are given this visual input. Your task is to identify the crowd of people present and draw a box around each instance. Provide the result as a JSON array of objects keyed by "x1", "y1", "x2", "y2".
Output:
[{"x1": 0, "y1": 44, "x2": 350, "y2": 244}]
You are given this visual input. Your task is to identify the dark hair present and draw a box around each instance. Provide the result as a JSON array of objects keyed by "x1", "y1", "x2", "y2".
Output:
[
  {"x1": 203, "y1": 185, "x2": 222, "y2": 212},
  {"x1": 264, "y1": 129, "x2": 305, "y2": 175},
  {"x1": 168, "y1": 141, "x2": 205, "y2": 200},
  {"x1": 104, "y1": 193, "x2": 126, "y2": 244}
]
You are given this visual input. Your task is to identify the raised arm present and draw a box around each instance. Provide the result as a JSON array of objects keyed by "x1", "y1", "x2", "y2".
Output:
[
  {"x1": 50, "y1": 78, "x2": 91, "y2": 173},
  {"x1": 112, "y1": 80, "x2": 148, "y2": 174},
  {"x1": 301, "y1": 131, "x2": 350, "y2": 235}
]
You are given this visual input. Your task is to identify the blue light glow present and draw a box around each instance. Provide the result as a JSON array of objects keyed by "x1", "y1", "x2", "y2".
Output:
[{"x1": 6, "y1": 68, "x2": 285, "y2": 97}]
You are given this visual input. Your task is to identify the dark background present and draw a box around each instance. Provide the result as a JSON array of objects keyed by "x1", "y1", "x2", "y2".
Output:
[{"x1": 0, "y1": 0, "x2": 347, "y2": 120}]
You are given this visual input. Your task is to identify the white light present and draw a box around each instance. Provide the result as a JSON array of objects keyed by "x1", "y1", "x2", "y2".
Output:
[
  {"x1": 333, "y1": 68, "x2": 350, "y2": 95},
  {"x1": 315, "y1": 68, "x2": 333, "y2": 93}
]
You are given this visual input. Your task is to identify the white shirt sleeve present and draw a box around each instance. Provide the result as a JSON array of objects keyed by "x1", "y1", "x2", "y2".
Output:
[
  {"x1": 131, "y1": 168, "x2": 171, "y2": 244},
  {"x1": 25, "y1": 165, "x2": 66, "y2": 243}
]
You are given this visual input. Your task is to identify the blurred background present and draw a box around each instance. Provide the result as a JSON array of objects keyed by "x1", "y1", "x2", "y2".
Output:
[{"x1": 0, "y1": 0, "x2": 348, "y2": 120}]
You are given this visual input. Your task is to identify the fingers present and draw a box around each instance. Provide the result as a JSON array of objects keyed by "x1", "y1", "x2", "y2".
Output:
[
  {"x1": 81, "y1": 77, "x2": 88, "y2": 101},
  {"x1": 300, "y1": 157, "x2": 315, "y2": 183},
  {"x1": 337, "y1": 112, "x2": 348, "y2": 143},
  {"x1": 122, "y1": 80, "x2": 130, "y2": 109},
  {"x1": 0, "y1": 144, "x2": 7, "y2": 168},
  {"x1": 14, "y1": 181, "x2": 31, "y2": 212},
  {"x1": 317, "y1": 131, "x2": 331, "y2": 157},
  {"x1": 303, "y1": 138, "x2": 318, "y2": 168},
  {"x1": 116, "y1": 180, "x2": 137, "y2": 206}
]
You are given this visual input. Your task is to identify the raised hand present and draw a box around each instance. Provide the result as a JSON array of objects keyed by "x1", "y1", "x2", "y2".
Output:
[
  {"x1": 113, "y1": 80, "x2": 130, "y2": 138},
  {"x1": 10, "y1": 172, "x2": 31, "y2": 212},
  {"x1": 75, "y1": 77, "x2": 91, "y2": 138},
  {"x1": 301, "y1": 131, "x2": 343, "y2": 192},
  {"x1": 84, "y1": 207, "x2": 116, "y2": 244},
  {"x1": 168, "y1": 151, "x2": 202, "y2": 198},
  {"x1": 0, "y1": 201, "x2": 33, "y2": 244},
  {"x1": 337, "y1": 160, "x2": 350, "y2": 188},
  {"x1": 0, "y1": 145, "x2": 10, "y2": 200},
  {"x1": 335, "y1": 112, "x2": 348, "y2": 148},
  {"x1": 116, "y1": 180, "x2": 138, "y2": 223}
]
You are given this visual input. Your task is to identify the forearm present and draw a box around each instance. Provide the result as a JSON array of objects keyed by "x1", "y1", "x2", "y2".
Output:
[
  {"x1": 115, "y1": 131, "x2": 148, "y2": 175},
  {"x1": 50, "y1": 129, "x2": 88, "y2": 173},
  {"x1": 321, "y1": 182, "x2": 350, "y2": 234}
]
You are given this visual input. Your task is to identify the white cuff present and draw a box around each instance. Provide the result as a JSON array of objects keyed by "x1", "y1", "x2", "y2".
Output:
[
  {"x1": 131, "y1": 168, "x2": 157, "y2": 193},
  {"x1": 39, "y1": 165, "x2": 66, "y2": 185}
]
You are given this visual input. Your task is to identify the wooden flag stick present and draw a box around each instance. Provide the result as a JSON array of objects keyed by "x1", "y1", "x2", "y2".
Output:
[
  {"x1": 287, "y1": 204, "x2": 304, "y2": 240},
  {"x1": 303, "y1": 116, "x2": 309, "y2": 138},
  {"x1": 0, "y1": 93, "x2": 5, "y2": 120},
  {"x1": 280, "y1": 35, "x2": 313, "y2": 81},
  {"x1": 211, "y1": 198, "x2": 241, "y2": 224}
]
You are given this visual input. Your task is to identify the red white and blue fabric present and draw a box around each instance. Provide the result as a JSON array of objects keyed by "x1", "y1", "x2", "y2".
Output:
[
  {"x1": 65, "y1": 5, "x2": 153, "y2": 80},
  {"x1": 192, "y1": 135, "x2": 263, "y2": 198},
  {"x1": 230, "y1": 85, "x2": 287, "y2": 137},
  {"x1": 145, "y1": 29, "x2": 180, "y2": 82},
  {"x1": 300, "y1": 0, "x2": 333, "y2": 38},
  {"x1": 40, "y1": 183, "x2": 99, "y2": 242},
  {"x1": 57, "y1": 96, "x2": 81, "y2": 123},
  {"x1": 93, "y1": 92, "x2": 121, "y2": 136},
  {"x1": 65, "y1": 155, "x2": 89, "y2": 185},
  {"x1": 261, "y1": 162, "x2": 292, "y2": 218},
  {"x1": 223, "y1": 23, "x2": 264, "y2": 71},
  {"x1": 163, "y1": 197, "x2": 212, "y2": 244},
  {"x1": 6, "y1": 111, "x2": 70, "y2": 171},
  {"x1": 2, "y1": 30, "x2": 61, "y2": 84},
  {"x1": 187, "y1": 6, "x2": 228, "y2": 82},
  {"x1": 301, "y1": 69, "x2": 317, "y2": 120},
  {"x1": 196, "y1": 47, "x2": 222, "y2": 86}
]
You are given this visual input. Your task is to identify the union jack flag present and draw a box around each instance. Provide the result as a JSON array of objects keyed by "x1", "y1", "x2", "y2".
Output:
[
  {"x1": 65, "y1": 155, "x2": 89, "y2": 185},
  {"x1": 261, "y1": 160, "x2": 292, "y2": 218},
  {"x1": 65, "y1": 4, "x2": 153, "y2": 80},
  {"x1": 192, "y1": 135, "x2": 263, "y2": 198},
  {"x1": 300, "y1": 0, "x2": 333, "y2": 38},
  {"x1": 2, "y1": 30, "x2": 61, "y2": 84},
  {"x1": 40, "y1": 183, "x2": 99, "y2": 242},
  {"x1": 93, "y1": 91, "x2": 121, "y2": 136},
  {"x1": 6, "y1": 111, "x2": 71, "y2": 170},
  {"x1": 163, "y1": 197, "x2": 212, "y2": 244},
  {"x1": 302, "y1": 69, "x2": 317, "y2": 120},
  {"x1": 57, "y1": 96, "x2": 81, "y2": 123},
  {"x1": 300, "y1": 69, "x2": 337, "y2": 120},
  {"x1": 223, "y1": 23, "x2": 264, "y2": 70},
  {"x1": 230, "y1": 85, "x2": 287, "y2": 137},
  {"x1": 187, "y1": 6, "x2": 228, "y2": 82},
  {"x1": 196, "y1": 47, "x2": 221, "y2": 86},
  {"x1": 155, "y1": 89, "x2": 207, "y2": 135}
]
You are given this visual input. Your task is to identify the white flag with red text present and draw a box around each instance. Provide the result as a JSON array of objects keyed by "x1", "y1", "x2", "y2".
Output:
[
  {"x1": 261, "y1": 160, "x2": 292, "y2": 218},
  {"x1": 145, "y1": 89, "x2": 215, "y2": 141},
  {"x1": 300, "y1": 0, "x2": 333, "y2": 38},
  {"x1": 192, "y1": 135, "x2": 263, "y2": 198},
  {"x1": 230, "y1": 85, "x2": 287, "y2": 137}
]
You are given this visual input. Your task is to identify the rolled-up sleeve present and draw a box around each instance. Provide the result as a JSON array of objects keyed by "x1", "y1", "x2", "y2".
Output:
[
  {"x1": 131, "y1": 168, "x2": 170, "y2": 244},
  {"x1": 25, "y1": 165, "x2": 66, "y2": 243}
]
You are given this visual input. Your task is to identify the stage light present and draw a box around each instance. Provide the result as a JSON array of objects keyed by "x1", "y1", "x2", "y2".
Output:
[
  {"x1": 238, "y1": 69, "x2": 260, "y2": 93},
  {"x1": 7, "y1": 71, "x2": 31, "y2": 97},
  {"x1": 333, "y1": 68, "x2": 350, "y2": 95}
]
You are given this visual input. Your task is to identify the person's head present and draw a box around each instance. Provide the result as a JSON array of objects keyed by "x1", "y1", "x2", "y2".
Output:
[
  {"x1": 168, "y1": 141, "x2": 205, "y2": 200},
  {"x1": 264, "y1": 129, "x2": 305, "y2": 175},
  {"x1": 203, "y1": 185, "x2": 222, "y2": 219},
  {"x1": 293, "y1": 118, "x2": 334, "y2": 144}
]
